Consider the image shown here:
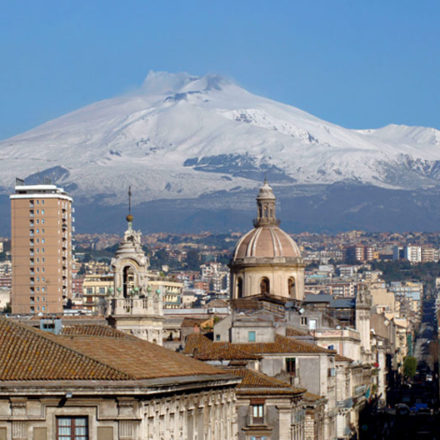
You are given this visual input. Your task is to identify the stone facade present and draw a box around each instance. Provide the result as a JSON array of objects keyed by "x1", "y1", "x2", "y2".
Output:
[{"x1": 0, "y1": 385, "x2": 237, "y2": 440}]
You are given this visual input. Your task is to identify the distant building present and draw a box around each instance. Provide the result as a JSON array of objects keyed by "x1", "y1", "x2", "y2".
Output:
[
  {"x1": 345, "y1": 245, "x2": 374, "y2": 263},
  {"x1": 82, "y1": 273, "x2": 113, "y2": 312},
  {"x1": 10, "y1": 183, "x2": 73, "y2": 315},
  {"x1": 392, "y1": 246, "x2": 404, "y2": 261},
  {"x1": 404, "y1": 245, "x2": 422, "y2": 263},
  {"x1": 421, "y1": 246, "x2": 438, "y2": 263}
]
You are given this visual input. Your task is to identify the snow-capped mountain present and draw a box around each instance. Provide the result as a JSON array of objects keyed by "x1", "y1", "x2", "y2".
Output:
[{"x1": 1, "y1": 71, "x2": 440, "y2": 207}]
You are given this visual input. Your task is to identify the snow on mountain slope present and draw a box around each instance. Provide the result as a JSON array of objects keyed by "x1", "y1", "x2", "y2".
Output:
[{"x1": 1, "y1": 71, "x2": 440, "y2": 205}]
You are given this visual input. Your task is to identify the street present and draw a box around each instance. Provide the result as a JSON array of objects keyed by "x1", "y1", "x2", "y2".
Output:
[{"x1": 360, "y1": 289, "x2": 439, "y2": 439}]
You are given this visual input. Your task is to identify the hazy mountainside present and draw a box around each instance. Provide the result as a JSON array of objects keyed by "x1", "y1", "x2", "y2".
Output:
[{"x1": 1, "y1": 71, "x2": 440, "y2": 234}]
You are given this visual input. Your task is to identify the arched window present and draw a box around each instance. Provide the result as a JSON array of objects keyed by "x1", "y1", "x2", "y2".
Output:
[
  {"x1": 237, "y1": 277, "x2": 243, "y2": 298},
  {"x1": 123, "y1": 265, "x2": 135, "y2": 298},
  {"x1": 288, "y1": 277, "x2": 296, "y2": 297},
  {"x1": 260, "y1": 277, "x2": 270, "y2": 295}
]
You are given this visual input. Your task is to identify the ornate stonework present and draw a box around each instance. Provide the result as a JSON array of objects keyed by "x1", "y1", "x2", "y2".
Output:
[{"x1": 107, "y1": 216, "x2": 164, "y2": 344}]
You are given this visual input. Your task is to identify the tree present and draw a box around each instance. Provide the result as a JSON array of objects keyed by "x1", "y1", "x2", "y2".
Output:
[{"x1": 403, "y1": 356, "x2": 417, "y2": 378}]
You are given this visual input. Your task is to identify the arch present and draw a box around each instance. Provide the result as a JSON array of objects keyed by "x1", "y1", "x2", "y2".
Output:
[
  {"x1": 237, "y1": 277, "x2": 243, "y2": 298},
  {"x1": 123, "y1": 265, "x2": 136, "y2": 298},
  {"x1": 260, "y1": 277, "x2": 270, "y2": 295},
  {"x1": 288, "y1": 277, "x2": 296, "y2": 297}
]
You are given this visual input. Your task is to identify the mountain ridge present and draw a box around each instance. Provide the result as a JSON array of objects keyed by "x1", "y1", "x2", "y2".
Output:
[{"x1": 1, "y1": 71, "x2": 440, "y2": 233}]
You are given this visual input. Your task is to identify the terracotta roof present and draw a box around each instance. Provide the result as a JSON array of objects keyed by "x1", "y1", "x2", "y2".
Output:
[
  {"x1": 0, "y1": 318, "x2": 228, "y2": 381},
  {"x1": 61, "y1": 324, "x2": 135, "y2": 339},
  {"x1": 335, "y1": 354, "x2": 354, "y2": 363},
  {"x1": 286, "y1": 327, "x2": 310, "y2": 337},
  {"x1": 232, "y1": 335, "x2": 336, "y2": 355},
  {"x1": 184, "y1": 334, "x2": 261, "y2": 361},
  {"x1": 229, "y1": 368, "x2": 305, "y2": 395},
  {"x1": 303, "y1": 391, "x2": 325, "y2": 402},
  {"x1": 184, "y1": 334, "x2": 334, "y2": 361},
  {"x1": 181, "y1": 317, "x2": 205, "y2": 328}
]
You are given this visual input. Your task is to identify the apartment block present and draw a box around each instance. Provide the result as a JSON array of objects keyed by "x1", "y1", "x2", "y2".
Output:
[{"x1": 10, "y1": 184, "x2": 73, "y2": 314}]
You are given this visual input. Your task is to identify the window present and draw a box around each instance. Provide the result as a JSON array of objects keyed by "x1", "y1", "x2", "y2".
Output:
[
  {"x1": 248, "y1": 331, "x2": 256, "y2": 342},
  {"x1": 237, "y1": 277, "x2": 243, "y2": 298},
  {"x1": 251, "y1": 404, "x2": 264, "y2": 424},
  {"x1": 260, "y1": 277, "x2": 270, "y2": 295},
  {"x1": 57, "y1": 417, "x2": 88, "y2": 440},
  {"x1": 41, "y1": 209, "x2": 45, "y2": 215},
  {"x1": 300, "y1": 316, "x2": 308, "y2": 326},
  {"x1": 286, "y1": 357, "x2": 296, "y2": 376}
]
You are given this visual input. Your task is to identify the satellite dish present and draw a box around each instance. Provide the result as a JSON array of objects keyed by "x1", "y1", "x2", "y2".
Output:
[{"x1": 299, "y1": 308, "x2": 305, "y2": 315}]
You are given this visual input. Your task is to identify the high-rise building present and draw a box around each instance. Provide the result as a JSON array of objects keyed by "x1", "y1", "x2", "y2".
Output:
[
  {"x1": 404, "y1": 245, "x2": 422, "y2": 264},
  {"x1": 10, "y1": 184, "x2": 73, "y2": 314}
]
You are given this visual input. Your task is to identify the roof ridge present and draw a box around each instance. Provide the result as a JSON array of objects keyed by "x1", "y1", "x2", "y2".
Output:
[
  {"x1": 0, "y1": 318, "x2": 133, "y2": 380},
  {"x1": 276, "y1": 334, "x2": 335, "y2": 353}
]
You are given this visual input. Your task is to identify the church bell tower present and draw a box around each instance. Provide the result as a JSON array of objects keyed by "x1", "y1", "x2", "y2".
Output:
[{"x1": 107, "y1": 187, "x2": 164, "y2": 344}]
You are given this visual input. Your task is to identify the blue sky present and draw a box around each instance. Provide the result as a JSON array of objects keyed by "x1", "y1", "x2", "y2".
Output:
[{"x1": 1, "y1": 0, "x2": 439, "y2": 140}]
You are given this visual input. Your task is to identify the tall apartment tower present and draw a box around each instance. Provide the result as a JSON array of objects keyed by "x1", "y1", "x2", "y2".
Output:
[{"x1": 10, "y1": 183, "x2": 73, "y2": 315}]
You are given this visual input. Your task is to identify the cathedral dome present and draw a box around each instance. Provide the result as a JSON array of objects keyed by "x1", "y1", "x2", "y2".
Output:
[
  {"x1": 233, "y1": 225, "x2": 301, "y2": 260},
  {"x1": 229, "y1": 181, "x2": 304, "y2": 301},
  {"x1": 232, "y1": 180, "x2": 302, "y2": 261}
]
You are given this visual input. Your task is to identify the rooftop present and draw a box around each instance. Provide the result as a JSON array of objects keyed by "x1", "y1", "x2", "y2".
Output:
[{"x1": 0, "y1": 319, "x2": 229, "y2": 381}]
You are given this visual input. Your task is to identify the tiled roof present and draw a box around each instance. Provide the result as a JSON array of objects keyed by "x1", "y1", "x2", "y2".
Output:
[
  {"x1": 335, "y1": 354, "x2": 354, "y2": 363},
  {"x1": 286, "y1": 327, "x2": 310, "y2": 337},
  {"x1": 184, "y1": 334, "x2": 261, "y2": 360},
  {"x1": 61, "y1": 324, "x2": 135, "y2": 339},
  {"x1": 0, "y1": 319, "x2": 128, "y2": 381},
  {"x1": 181, "y1": 317, "x2": 205, "y2": 328},
  {"x1": 303, "y1": 391, "x2": 325, "y2": 402},
  {"x1": 184, "y1": 334, "x2": 334, "y2": 360},
  {"x1": 0, "y1": 318, "x2": 228, "y2": 381},
  {"x1": 229, "y1": 368, "x2": 305, "y2": 395},
  {"x1": 232, "y1": 335, "x2": 336, "y2": 355}
]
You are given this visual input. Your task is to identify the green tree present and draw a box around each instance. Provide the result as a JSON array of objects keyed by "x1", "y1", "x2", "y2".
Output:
[{"x1": 403, "y1": 356, "x2": 417, "y2": 378}]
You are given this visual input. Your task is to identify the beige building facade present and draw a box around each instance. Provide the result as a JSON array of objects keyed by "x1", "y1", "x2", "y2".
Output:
[{"x1": 10, "y1": 184, "x2": 72, "y2": 315}]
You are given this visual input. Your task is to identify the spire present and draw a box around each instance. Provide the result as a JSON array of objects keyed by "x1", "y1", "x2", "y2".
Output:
[
  {"x1": 126, "y1": 186, "x2": 133, "y2": 230},
  {"x1": 253, "y1": 180, "x2": 279, "y2": 227}
]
